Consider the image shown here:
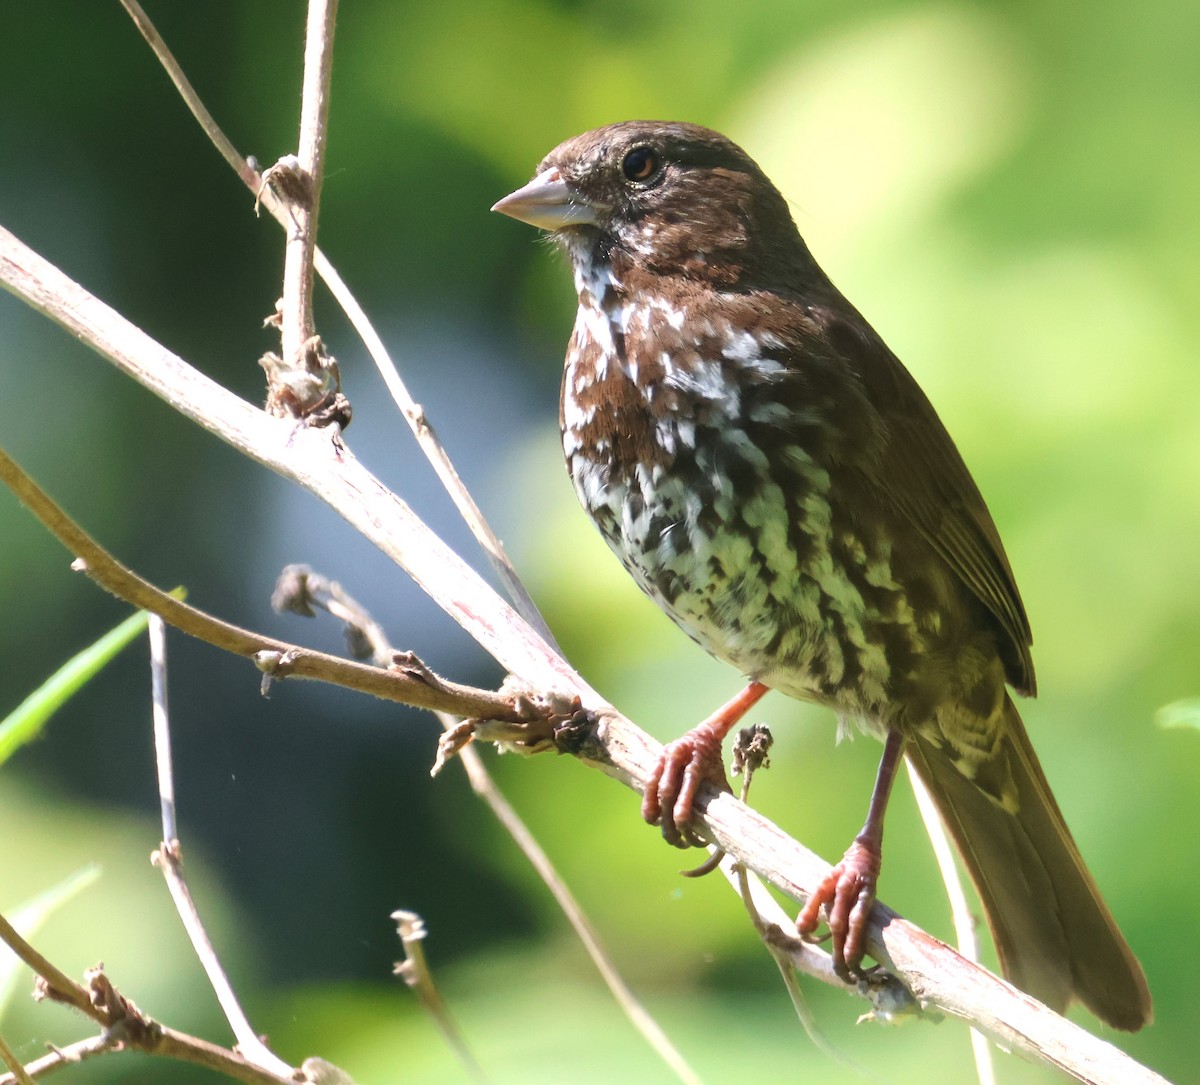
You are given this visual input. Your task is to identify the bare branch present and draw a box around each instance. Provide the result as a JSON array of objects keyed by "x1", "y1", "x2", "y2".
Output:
[
  {"x1": 0, "y1": 444, "x2": 537, "y2": 725},
  {"x1": 0, "y1": 224, "x2": 578, "y2": 695},
  {"x1": 0, "y1": 1031, "x2": 36, "y2": 1085},
  {"x1": 149, "y1": 616, "x2": 178, "y2": 843},
  {"x1": 277, "y1": 569, "x2": 703, "y2": 1085},
  {"x1": 0, "y1": 934, "x2": 298, "y2": 1085},
  {"x1": 118, "y1": 0, "x2": 555, "y2": 646},
  {"x1": 148, "y1": 617, "x2": 298, "y2": 1079},
  {"x1": 730, "y1": 862, "x2": 889, "y2": 1083},
  {"x1": 279, "y1": 0, "x2": 337, "y2": 370},
  {"x1": 117, "y1": 1, "x2": 258, "y2": 189},
  {"x1": 451, "y1": 735, "x2": 706, "y2": 1085},
  {"x1": 150, "y1": 846, "x2": 298, "y2": 1081},
  {"x1": 0, "y1": 1034, "x2": 113, "y2": 1083},
  {"x1": 391, "y1": 911, "x2": 487, "y2": 1084}
]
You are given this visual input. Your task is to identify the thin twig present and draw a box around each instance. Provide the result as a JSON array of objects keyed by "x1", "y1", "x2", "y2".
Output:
[
  {"x1": 325, "y1": 255, "x2": 559, "y2": 646},
  {"x1": 907, "y1": 761, "x2": 995, "y2": 1085},
  {"x1": 452, "y1": 734, "x2": 707, "y2": 1085},
  {"x1": 279, "y1": 0, "x2": 336, "y2": 368},
  {"x1": 0, "y1": 1034, "x2": 113, "y2": 1084},
  {"x1": 726, "y1": 727, "x2": 887, "y2": 1077},
  {"x1": 392, "y1": 911, "x2": 487, "y2": 1084},
  {"x1": 117, "y1": 0, "x2": 260, "y2": 190},
  {"x1": 148, "y1": 617, "x2": 297, "y2": 1079},
  {"x1": 732, "y1": 862, "x2": 890, "y2": 1085},
  {"x1": 314, "y1": 254, "x2": 559, "y2": 647},
  {"x1": 0, "y1": 446, "x2": 535, "y2": 723},
  {"x1": 281, "y1": 568, "x2": 703, "y2": 1085},
  {"x1": 149, "y1": 615, "x2": 177, "y2": 843},
  {"x1": 152, "y1": 851, "x2": 297, "y2": 1079},
  {"x1": 0, "y1": 1032, "x2": 35, "y2": 1085},
  {"x1": 117, "y1": 0, "x2": 555, "y2": 645}
]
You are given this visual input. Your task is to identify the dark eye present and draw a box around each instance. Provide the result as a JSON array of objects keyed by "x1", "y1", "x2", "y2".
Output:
[{"x1": 621, "y1": 146, "x2": 661, "y2": 183}]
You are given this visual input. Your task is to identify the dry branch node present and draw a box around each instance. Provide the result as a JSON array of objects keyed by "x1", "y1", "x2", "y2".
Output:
[
  {"x1": 257, "y1": 154, "x2": 314, "y2": 216},
  {"x1": 85, "y1": 968, "x2": 162, "y2": 1048},
  {"x1": 388, "y1": 650, "x2": 450, "y2": 689},
  {"x1": 271, "y1": 564, "x2": 321, "y2": 617},
  {"x1": 854, "y1": 966, "x2": 930, "y2": 1026},
  {"x1": 272, "y1": 564, "x2": 391, "y2": 662},
  {"x1": 151, "y1": 838, "x2": 184, "y2": 866},
  {"x1": 429, "y1": 686, "x2": 591, "y2": 777},
  {"x1": 259, "y1": 336, "x2": 350, "y2": 429},
  {"x1": 732, "y1": 723, "x2": 773, "y2": 779},
  {"x1": 254, "y1": 648, "x2": 298, "y2": 697}
]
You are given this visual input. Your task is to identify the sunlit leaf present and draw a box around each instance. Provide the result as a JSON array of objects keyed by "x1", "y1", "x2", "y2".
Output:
[{"x1": 1157, "y1": 699, "x2": 1200, "y2": 732}]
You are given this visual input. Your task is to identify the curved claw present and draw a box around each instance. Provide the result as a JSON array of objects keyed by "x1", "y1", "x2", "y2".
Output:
[
  {"x1": 642, "y1": 723, "x2": 729, "y2": 849},
  {"x1": 796, "y1": 838, "x2": 881, "y2": 978}
]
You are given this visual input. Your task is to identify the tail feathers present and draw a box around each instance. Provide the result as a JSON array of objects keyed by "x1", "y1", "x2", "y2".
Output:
[{"x1": 906, "y1": 696, "x2": 1151, "y2": 1030}]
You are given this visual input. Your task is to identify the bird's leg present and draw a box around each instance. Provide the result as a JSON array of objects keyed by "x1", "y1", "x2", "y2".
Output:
[
  {"x1": 643, "y1": 681, "x2": 770, "y2": 848},
  {"x1": 797, "y1": 728, "x2": 906, "y2": 977}
]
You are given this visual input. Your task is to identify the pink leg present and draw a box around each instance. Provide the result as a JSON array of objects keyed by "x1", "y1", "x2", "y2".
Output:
[
  {"x1": 796, "y1": 729, "x2": 905, "y2": 976},
  {"x1": 643, "y1": 681, "x2": 770, "y2": 848}
]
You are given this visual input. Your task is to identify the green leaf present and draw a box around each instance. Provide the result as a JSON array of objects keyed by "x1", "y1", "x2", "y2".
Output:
[
  {"x1": 0, "y1": 608, "x2": 150, "y2": 767},
  {"x1": 1156, "y1": 698, "x2": 1200, "y2": 732}
]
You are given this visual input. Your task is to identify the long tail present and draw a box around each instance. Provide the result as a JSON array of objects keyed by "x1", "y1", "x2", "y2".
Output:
[{"x1": 905, "y1": 694, "x2": 1151, "y2": 1030}]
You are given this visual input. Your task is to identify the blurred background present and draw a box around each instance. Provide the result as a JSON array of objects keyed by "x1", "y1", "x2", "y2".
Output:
[{"x1": 1, "y1": 2, "x2": 1197, "y2": 1082}]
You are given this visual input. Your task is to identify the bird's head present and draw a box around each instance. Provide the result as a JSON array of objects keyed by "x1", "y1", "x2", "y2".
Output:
[{"x1": 492, "y1": 121, "x2": 813, "y2": 290}]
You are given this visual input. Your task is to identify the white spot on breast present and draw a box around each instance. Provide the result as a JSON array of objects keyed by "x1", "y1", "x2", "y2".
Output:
[
  {"x1": 664, "y1": 356, "x2": 736, "y2": 411},
  {"x1": 569, "y1": 454, "x2": 612, "y2": 515},
  {"x1": 723, "y1": 329, "x2": 762, "y2": 362},
  {"x1": 571, "y1": 248, "x2": 618, "y2": 306},
  {"x1": 575, "y1": 303, "x2": 616, "y2": 360}
]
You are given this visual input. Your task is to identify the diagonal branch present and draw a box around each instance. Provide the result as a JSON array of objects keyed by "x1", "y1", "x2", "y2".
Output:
[
  {"x1": 0, "y1": 445, "x2": 542, "y2": 726},
  {"x1": 0, "y1": 1033, "x2": 34, "y2": 1085},
  {"x1": 288, "y1": 568, "x2": 704, "y2": 1085},
  {"x1": 148, "y1": 616, "x2": 298, "y2": 1080}
]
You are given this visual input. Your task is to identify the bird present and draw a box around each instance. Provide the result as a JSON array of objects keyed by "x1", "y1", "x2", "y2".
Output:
[{"x1": 491, "y1": 121, "x2": 1151, "y2": 1030}]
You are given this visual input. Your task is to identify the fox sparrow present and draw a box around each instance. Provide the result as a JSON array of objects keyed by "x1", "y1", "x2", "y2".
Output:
[{"x1": 493, "y1": 121, "x2": 1150, "y2": 1029}]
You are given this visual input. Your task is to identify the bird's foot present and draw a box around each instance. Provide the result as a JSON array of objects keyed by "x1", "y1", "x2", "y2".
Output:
[
  {"x1": 642, "y1": 722, "x2": 730, "y2": 848},
  {"x1": 796, "y1": 837, "x2": 881, "y2": 979},
  {"x1": 642, "y1": 682, "x2": 770, "y2": 848}
]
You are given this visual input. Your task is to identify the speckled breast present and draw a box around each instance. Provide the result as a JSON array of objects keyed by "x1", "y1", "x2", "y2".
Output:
[{"x1": 558, "y1": 270, "x2": 913, "y2": 716}]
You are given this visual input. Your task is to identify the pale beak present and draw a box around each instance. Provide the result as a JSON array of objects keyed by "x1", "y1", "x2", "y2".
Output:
[{"x1": 491, "y1": 168, "x2": 599, "y2": 231}]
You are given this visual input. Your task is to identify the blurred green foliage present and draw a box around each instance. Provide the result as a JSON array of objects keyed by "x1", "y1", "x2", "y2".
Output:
[{"x1": 1, "y1": 2, "x2": 1197, "y2": 1083}]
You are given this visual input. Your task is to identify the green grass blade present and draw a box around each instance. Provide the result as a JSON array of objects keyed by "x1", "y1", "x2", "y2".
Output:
[{"x1": 0, "y1": 609, "x2": 150, "y2": 767}]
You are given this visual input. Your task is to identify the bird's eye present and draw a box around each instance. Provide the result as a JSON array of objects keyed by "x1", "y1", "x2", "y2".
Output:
[{"x1": 621, "y1": 146, "x2": 661, "y2": 184}]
